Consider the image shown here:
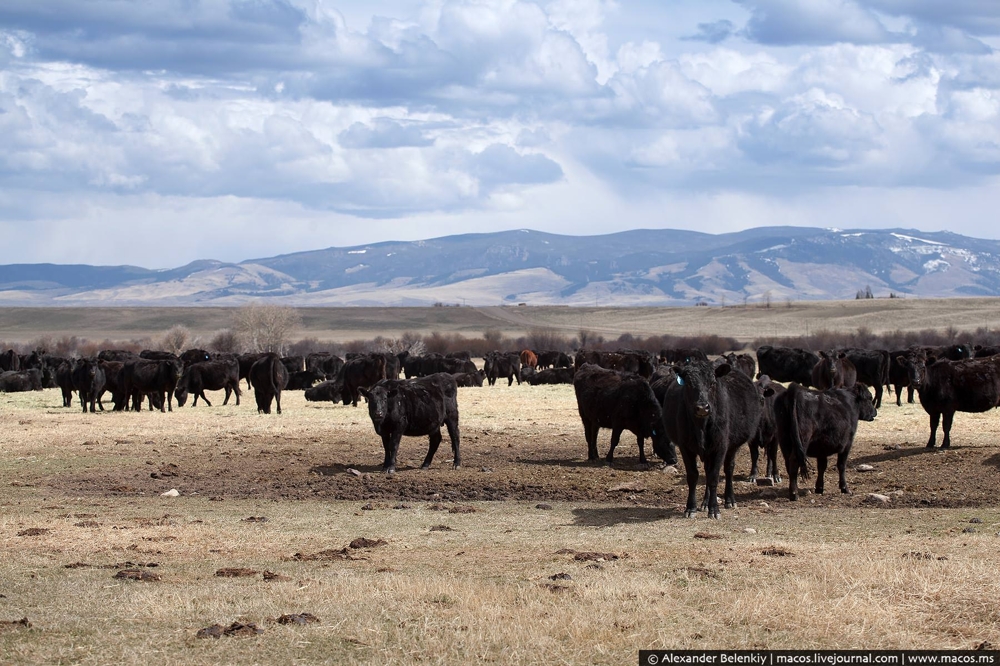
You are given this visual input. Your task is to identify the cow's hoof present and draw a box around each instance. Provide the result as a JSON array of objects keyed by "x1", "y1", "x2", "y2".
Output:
[
  {"x1": 789, "y1": 494, "x2": 798, "y2": 502},
  {"x1": 725, "y1": 501, "x2": 736, "y2": 509},
  {"x1": 684, "y1": 510, "x2": 697, "y2": 518},
  {"x1": 941, "y1": 443, "x2": 951, "y2": 449},
  {"x1": 840, "y1": 488, "x2": 851, "y2": 494},
  {"x1": 708, "y1": 511, "x2": 720, "y2": 520},
  {"x1": 925, "y1": 442, "x2": 936, "y2": 449}
]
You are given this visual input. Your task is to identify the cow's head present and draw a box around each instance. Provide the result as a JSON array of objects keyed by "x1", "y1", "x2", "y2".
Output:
[
  {"x1": 896, "y1": 351, "x2": 927, "y2": 388},
  {"x1": 754, "y1": 374, "x2": 776, "y2": 401},
  {"x1": 672, "y1": 360, "x2": 730, "y2": 420},
  {"x1": 168, "y1": 359, "x2": 183, "y2": 382},
  {"x1": 853, "y1": 384, "x2": 877, "y2": 421},
  {"x1": 359, "y1": 382, "x2": 397, "y2": 435}
]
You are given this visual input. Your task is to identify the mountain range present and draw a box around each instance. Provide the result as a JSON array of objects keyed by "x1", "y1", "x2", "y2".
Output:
[{"x1": 2, "y1": 227, "x2": 999, "y2": 306}]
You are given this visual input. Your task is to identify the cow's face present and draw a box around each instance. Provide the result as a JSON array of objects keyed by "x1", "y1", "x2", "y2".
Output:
[
  {"x1": 897, "y1": 352, "x2": 926, "y2": 387},
  {"x1": 853, "y1": 384, "x2": 877, "y2": 421},
  {"x1": 175, "y1": 387, "x2": 189, "y2": 407},
  {"x1": 360, "y1": 384, "x2": 396, "y2": 434},
  {"x1": 673, "y1": 361, "x2": 730, "y2": 420}
]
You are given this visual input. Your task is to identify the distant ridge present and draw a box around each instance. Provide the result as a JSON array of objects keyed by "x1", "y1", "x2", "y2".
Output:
[{"x1": 2, "y1": 227, "x2": 1000, "y2": 306}]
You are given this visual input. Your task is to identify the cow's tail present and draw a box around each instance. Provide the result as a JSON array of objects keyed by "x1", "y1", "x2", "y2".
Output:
[
  {"x1": 880, "y1": 350, "x2": 890, "y2": 391},
  {"x1": 271, "y1": 356, "x2": 283, "y2": 391},
  {"x1": 779, "y1": 383, "x2": 810, "y2": 479}
]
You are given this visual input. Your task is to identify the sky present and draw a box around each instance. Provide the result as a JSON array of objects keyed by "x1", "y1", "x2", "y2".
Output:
[{"x1": 2, "y1": 0, "x2": 1000, "y2": 268}]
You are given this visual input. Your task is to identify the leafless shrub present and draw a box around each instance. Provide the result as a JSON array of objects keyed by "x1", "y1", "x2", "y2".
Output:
[
  {"x1": 233, "y1": 302, "x2": 301, "y2": 355},
  {"x1": 160, "y1": 325, "x2": 191, "y2": 354},
  {"x1": 526, "y1": 327, "x2": 568, "y2": 351},
  {"x1": 209, "y1": 329, "x2": 240, "y2": 353}
]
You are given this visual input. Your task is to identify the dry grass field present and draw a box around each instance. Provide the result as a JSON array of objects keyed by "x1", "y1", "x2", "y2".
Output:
[
  {"x1": 2, "y1": 381, "x2": 1000, "y2": 663},
  {"x1": 3, "y1": 297, "x2": 1000, "y2": 344}
]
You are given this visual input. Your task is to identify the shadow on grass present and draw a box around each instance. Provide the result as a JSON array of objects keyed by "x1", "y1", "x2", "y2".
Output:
[
  {"x1": 309, "y1": 462, "x2": 385, "y2": 476},
  {"x1": 851, "y1": 445, "x2": 939, "y2": 466},
  {"x1": 570, "y1": 506, "x2": 679, "y2": 527}
]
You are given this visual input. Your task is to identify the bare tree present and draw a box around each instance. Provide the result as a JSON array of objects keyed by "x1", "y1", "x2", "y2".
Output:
[
  {"x1": 763, "y1": 290, "x2": 772, "y2": 309},
  {"x1": 160, "y1": 325, "x2": 191, "y2": 354},
  {"x1": 233, "y1": 302, "x2": 301, "y2": 355},
  {"x1": 209, "y1": 329, "x2": 240, "y2": 353}
]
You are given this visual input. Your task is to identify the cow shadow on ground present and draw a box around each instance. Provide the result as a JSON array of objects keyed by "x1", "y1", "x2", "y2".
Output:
[
  {"x1": 570, "y1": 506, "x2": 679, "y2": 527},
  {"x1": 851, "y1": 446, "x2": 937, "y2": 466},
  {"x1": 982, "y1": 453, "x2": 1000, "y2": 469},
  {"x1": 519, "y1": 457, "x2": 662, "y2": 471},
  {"x1": 309, "y1": 462, "x2": 385, "y2": 476}
]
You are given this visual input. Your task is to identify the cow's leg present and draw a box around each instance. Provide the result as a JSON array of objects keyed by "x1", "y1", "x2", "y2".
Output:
[
  {"x1": 748, "y1": 437, "x2": 761, "y2": 482},
  {"x1": 926, "y1": 411, "x2": 940, "y2": 448},
  {"x1": 785, "y1": 449, "x2": 799, "y2": 501},
  {"x1": 815, "y1": 455, "x2": 827, "y2": 495},
  {"x1": 585, "y1": 422, "x2": 599, "y2": 461},
  {"x1": 767, "y1": 436, "x2": 782, "y2": 484},
  {"x1": 681, "y1": 448, "x2": 700, "y2": 518},
  {"x1": 837, "y1": 450, "x2": 851, "y2": 494},
  {"x1": 445, "y1": 419, "x2": 461, "y2": 468},
  {"x1": 199, "y1": 391, "x2": 212, "y2": 407},
  {"x1": 166, "y1": 390, "x2": 173, "y2": 412},
  {"x1": 606, "y1": 428, "x2": 622, "y2": 465},
  {"x1": 907, "y1": 386, "x2": 915, "y2": 404},
  {"x1": 704, "y1": 453, "x2": 723, "y2": 519},
  {"x1": 941, "y1": 410, "x2": 954, "y2": 449},
  {"x1": 80, "y1": 392, "x2": 88, "y2": 414},
  {"x1": 422, "y1": 430, "x2": 443, "y2": 469},
  {"x1": 384, "y1": 432, "x2": 403, "y2": 473},
  {"x1": 894, "y1": 384, "x2": 903, "y2": 407},
  {"x1": 275, "y1": 391, "x2": 282, "y2": 415},
  {"x1": 223, "y1": 387, "x2": 231, "y2": 405},
  {"x1": 636, "y1": 435, "x2": 648, "y2": 466},
  {"x1": 872, "y1": 383, "x2": 882, "y2": 409},
  {"x1": 234, "y1": 385, "x2": 241, "y2": 406},
  {"x1": 723, "y1": 448, "x2": 738, "y2": 509}
]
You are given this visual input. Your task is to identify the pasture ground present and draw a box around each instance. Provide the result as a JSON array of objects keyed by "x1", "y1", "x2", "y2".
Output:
[{"x1": 2, "y1": 383, "x2": 1000, "y2": 663}]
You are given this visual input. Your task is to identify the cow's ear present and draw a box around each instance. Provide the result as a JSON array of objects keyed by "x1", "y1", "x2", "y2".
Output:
[
  {"x1": 762, "y1": 387, "x2": 775, "y2": 398},
  {"x1": 838, "y1": 352, "x2": 847, "y2": 359},
  {"x1": 894, "y1": 355, "x2": 906, "y2": 366},
  {"x1": 715, "y1": 363, "x2": 731, "y2": 378},
  {"x1": 359, "y1": 387, "x2": 372, "y2": 400}
]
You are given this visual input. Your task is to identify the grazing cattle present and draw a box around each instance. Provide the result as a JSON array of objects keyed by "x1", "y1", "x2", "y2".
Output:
[
  {"x1": 974, "y1": 345, "x2": 1000, "y2": 359},
  {"x1": 140, "y1": 350, "x2": 179, "y2": 362},
  {"x1": 304, "y1": 379, "x2": 343, "y2": 402},
  {"x1": 339, "y1": 354, "x2": 387, "y2": 406},
  {"x1": 179, "y1": 349, "x2": 211, "y2": 366},
  {"x1": 123, "y1": 358, "x2": 184, "y2": 413},
  {"x1": 280, "y1": 355, "x2": 306, "y2": 375},
  {"x1": 723, "y1": 353, "x2": 756, "y2": 378},
  {"x1": 249, "y1": 353, "x2": 289, "y2": 414},
  {"x1": 0, "y1": 349, "x2": 20, "y2": 372},
  {"x1": 286, "y1": 369, "x2": 325, "y2": 390},
  {"x1": 573, "y1": 363, "x2": 674, "y2": 467},
  {"x1": 71, "y1": 358, "x2": 106, "y2": 413},
  {"x1": 810, "y1": 351, "x2": 857, "y2": 391},
  {"x1": 519, "y1": 366, "x2": 536, "y2": 383},
  {"x1": 97, "y1": 361, "x2": 127, "y2": 411},
  {"x1": 526, "y1": 367, "x2": 575, "y2": 385},
  {"x1": 175, "y1": 360, "x2": 241, "y2": 407},
  {"x1": 887, "y1": 349, "x2": 928, "y2": 406},
  {"x1": 660, "y1": 348, "x2": 708, "y2": 364},
  {"x1": 917, "y1": 356, "x2": 1000, "y2": 449},
  {"x1": 359, "y1": 373, "x2": 461, "y2": 474},
  {"x1": 662, "y1": 360, "x2": 762, "y2": 518},
  {"x1": 749, "y1": 375, "x2": 784, "y2": 484},
  {"x1": 0, "y1": 369, "x2": 43, "y2": 392},
  {"x1": 519, "y1": 349, "x2": 538, "y2": 371},
  {"x1": 756, "y1": 345, "x2": 819, "y2": 385},
  {"x1": 838, "y1": 348, "x2": 889, "y2": 409},
  {"x1": 774, "y1": 383, "x2": 877, "y2": 500},
  {"x1": 452, "y1": 371, "x2": 484, "y2": 387},
  {"x1": 484, "y1": 352, "x2": 521, "y2": 386},
  {"x1": 238, "y1": 353, "x2": 266, "y2": 389},
  {"x1": 306, "y1": 352, "x2": 345, "y2": 379}
]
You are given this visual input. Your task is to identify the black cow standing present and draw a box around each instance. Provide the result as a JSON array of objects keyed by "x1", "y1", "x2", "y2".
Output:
[
  {"x1": 662, "y1": 360, "x2": 762, "y2": 518},
  {"x1": 887, "y1": 349, "x2": 927, "y2": 406},
  {"x1": 774, "y1": 383, "x2": 877, "y2": 500},
  {"x1": 756, "y1": 345, "x2": 819, "y2": 385},
  {"x1": 573, "y1": 363, "x2": 675, "y2": 467},
  {"x1": 918, "y1": 356, "x2": 1000, "y2": 449},
  {"x1": 175, "y1": 360, "x2": 241, "y2": 407},
  {"x1": 339, "y1": 354, "x2": 387, "y2": 406},
  {"x1": 722, "y1": 353, "x2": 756, "y2": 378},
  {"x1": 359, "y1": 373, "x2": 461, "y2": 474},
  {"x1": 56, "y1": 360, "x2": 74, "y2": 407},
  {"x1": 71, "y1": 358, "x2": 106, "y2": 414},
  {"x1": 484, "y1": 352, "x2": 521, "y2": 386},
  {"x1": 0, "y1": 349, "x2": 21, "y2": 372},
  {"x1": 748, "y1": 375, "x2": 783, "y2": 484},
  {"x1": 250, "y1": 353, "x2": 289, "y2": 414},
  {"x1": 238, "y1": 352, "x2": 267, "y2": 390},
  {"x1": 122, "y1": 358, "x2": 183, "y2": 412},
  {"x1": 838, "y1": 348, "x2": 889, "y2": 409},
  {"x1": 98, "y1": 360, "x2": 127, "y2": 411}
]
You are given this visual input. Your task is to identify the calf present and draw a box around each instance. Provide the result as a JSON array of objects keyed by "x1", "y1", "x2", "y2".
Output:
[
  {"x1": 339, "y1": 354, "x2": 387, "y2": 406},
  {"x1": 305, "y1": 379, "x2": 343, "y2": 402},
  {"x1": 0, "y1": 369, "x2": 43, "y2": 392},
  {"x1": 756, "y1": 345, "x2": 819, "y2": 385},
  {"x1": 774, "y1": 383, "x2": 877, "y2": 500},
  {"x1": 888, "y1": 349, "x2": 927, "y2": 406},
  {"x1": 71, "y1": 358, "x2": 106, "y2": 413},
  {"x1": 918, "y1": 356, "x2": 1000, "y2": 449},
  {"x1": 122, "y1": 358, "x2": 184, "y2": 412},
  {"x1": 749, "y1": 375, "x2": 784, "y2": 484},
  {"x1": 175, "y1": 360, "x2": 241, "y2": 407},
  {"x1": 250, "y1": 353, "x2": 289, "y2": 414},
  {"x1": 662, "y1": 360, "x2": 762, "y2": 518},
  {"x1": 56, "y1": 360, "x2": 74, "y2": 407},
  {"x1": 359, "y1": 373, "x2": 461, "y2": 474},
  {"x1": 573, "y1": 363, "x2": 674, "y2": 467},
  {"x1": 810, "y1": 351, "x2": 857, "y2": 390},
  {"x1": 527, "y1": 367, "x2": 575, "y2": 385}
]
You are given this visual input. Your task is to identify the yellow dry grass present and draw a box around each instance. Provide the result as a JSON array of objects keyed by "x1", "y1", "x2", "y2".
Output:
[{"x1": 2, "y1": 385, "x2": 1000, "y2": 664}]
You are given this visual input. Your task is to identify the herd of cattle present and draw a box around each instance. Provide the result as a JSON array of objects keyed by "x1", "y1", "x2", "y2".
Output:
[{"x1": 2, "y1": 340, "x2": 1000, "y2": 517}]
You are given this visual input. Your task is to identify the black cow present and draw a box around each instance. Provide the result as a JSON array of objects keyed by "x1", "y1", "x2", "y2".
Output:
[
  {"x1": 527, "y1": 367, "x2": 575, "y2": 385},
  {"x1": 305, "y1": 379, "x2": 343, "y2": 402},
  {"x1": 250, "y1": 353, "x2": 289, "y2": 414},
  {"x1": 774, "y1": 383, "x2": 877, "y2": 500},
  {"x1": 123, "y1": 358, "x2": 184, "y2": 412},
  {"x1": 0, "y1": 369, "x2": 43, "y2": 392},
  {"x1": 98, "y1": 360, "x2": 127, "y2": 411},
  {"x1": 723, "y1": 353, "x2": 756, "y2": 378},
  {"x1": 573, "y1": 363, "x2": 674, "y2": 467},
  {"x1": 574, "y1": 349, "x2": 652, "y2": 376},
  {"x1": 238, "y1": 353, "x2": 267, "y2": 390},
  {"x1": 140, "y1": 350, "x2": 180, "y2": 362},
  {"x1": 811, "y1": 351, "x2": 857, "y2": 391},
  {"x1": 98, "y1": 350, "x2": 137, "y2": 363},
  {"x1": 536, "y1": 350, "x2": 567, "y2": 369},
  {"x1": 18, "y1": 350, "x2": 43, "y2": 371},
  {"x1": 179, "y1": 348, "x2": 212, "y2": 366},
  {"x1": 887, "y1": 349, "x2": 927, "y2": 406},
  {"x1": 446, "y1": 351, "x2": 472, "y2": 361},
  {"x1": 756, "y1": 345, "x2": 819, "y2": 385},
  {"x1": 912, "y1": 344, "x2": 973, "y2": 361},
  {"x1": 71, "y1": 358, "x2": 106, "y2": 413},
  {"x1": 339, "y1": 354, "x2": 387, "y2": 406},
  {"x1": 452, "y1": 371, "x2": 484, "y2": 387},
  {"x1": 662, "y1": 360, "x2": 762, "y2": 518},
  {"x1": 484, "y1": 352, "x2": 521, "y2": 386},
  {"x1": 918, "y1": 356, "x2": 1000, "y2": 449},
  {"x1": 286, "y1": 369, "x2": 325, "y2": 390},
  {"x1": 306, "y1": 352, "x2": 345, "y2": 379},
  {"x1": 175, "y1": 360, "x2": 241, "y2": 407},
  {"x1": 55, "y1": 360, "x2": 74, "y2": 407},
  {"x1": 0, "y1": 349, "x2": 20, "y2": 372},
  {"x1": 660, "y1": 348, "x2": 708, "y2": 364},
  {"x1": 280, "y1": 355, "x2": 306, "y2": 375},
  {"x1": 41, "y1": 354, "x2": 68, "y2": 388},
  {"x1": 359, "y1": 373, "x2": 461, "y2": 474},
  {"x1": 839, "y1": 348, "x2": 889, "y2": 408},
  {"x1": 749, "y1": 375, "x2": 784, "y2": 484},
  {"x1": 974, "y1": 345, "x2": 1000, "y2": 359}
]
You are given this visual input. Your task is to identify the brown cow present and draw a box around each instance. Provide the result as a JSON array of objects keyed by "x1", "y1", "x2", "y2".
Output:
[{"x1": 519, "y1": 349, "x2": 538, "y2": 370}]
